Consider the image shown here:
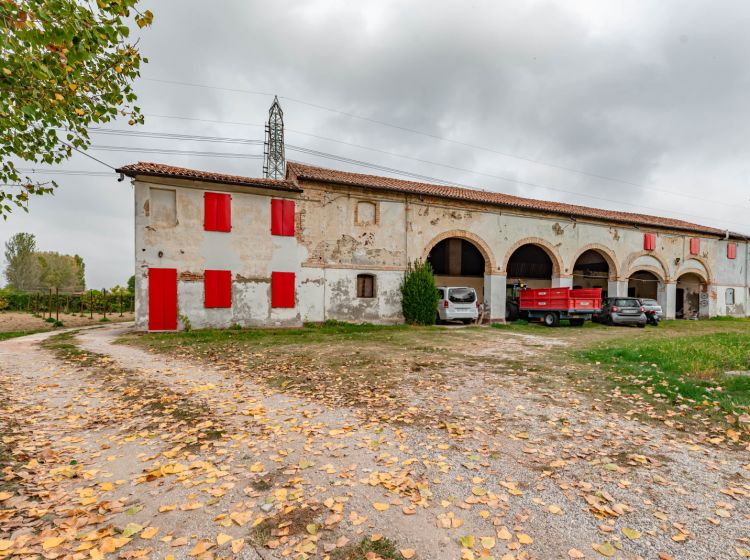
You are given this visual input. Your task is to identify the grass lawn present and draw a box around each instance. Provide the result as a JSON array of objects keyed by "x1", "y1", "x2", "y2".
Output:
[
  {"x1": 0, "y1": 329, "x2": 46, "y2": 341},
  {"x1": 574, "y1": 321, "x2": 750, "y2": 416}
]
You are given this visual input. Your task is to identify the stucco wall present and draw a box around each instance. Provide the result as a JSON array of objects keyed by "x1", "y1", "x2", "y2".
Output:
[{"x1": 133, "y1": 176, "x2": 749, "y2": 329}]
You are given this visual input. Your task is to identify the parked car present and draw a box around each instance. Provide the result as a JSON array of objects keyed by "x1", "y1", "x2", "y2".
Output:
[
  {"x1": 638, "y1": 298, "x2": 662, "y2": 325},
  {"x1": 437, "y1": 287, "x2": 479, "y2": 324},
  {"x1": 593, "y1": 297, "x2": 647, "y2": 327}
]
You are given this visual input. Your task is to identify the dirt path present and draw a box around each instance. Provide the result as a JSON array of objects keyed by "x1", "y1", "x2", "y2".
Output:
[{"x1": 1, "y1": 325, "x2": 749, "y2": 560}]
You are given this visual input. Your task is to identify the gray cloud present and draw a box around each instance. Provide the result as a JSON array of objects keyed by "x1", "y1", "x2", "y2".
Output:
[{"x1": 2, "y1": 0, "x2": 749, "y2": 288}]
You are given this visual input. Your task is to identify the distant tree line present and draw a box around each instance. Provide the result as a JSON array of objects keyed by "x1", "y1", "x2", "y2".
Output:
[{"x1": 3, "y1": 232, "x2": 85, "y2": 291}]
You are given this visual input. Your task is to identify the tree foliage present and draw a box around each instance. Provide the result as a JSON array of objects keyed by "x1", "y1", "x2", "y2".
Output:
[
  {"x1": 400, "y1": 259, "x2": 440, "y2": 325},
  {"x1": 37, "y1": 251, "x2": 84, "y2": 290},
  {"x1": 0, "y1": 0, "x2": 153, "y2": 216},
  {"x1": 3, "y1": 231, "x2": 38, "y2": 290}
]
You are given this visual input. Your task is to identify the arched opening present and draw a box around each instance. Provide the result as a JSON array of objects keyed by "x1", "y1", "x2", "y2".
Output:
[
  {"x1": 427, "y1": 238, "x2": 485, "y2": 302},
  {"x1": 572, "y1": 250, "x2": 610, "y2": 296},
  {"x1": 628, "y1": 270, "x2": 661, "y2": 300},
  {"x1": 676, "y1": 272, "x2": 707, "y2": 319},
  {"x1": 506, "y1": 244, "x2": 554, "y2": 288}
]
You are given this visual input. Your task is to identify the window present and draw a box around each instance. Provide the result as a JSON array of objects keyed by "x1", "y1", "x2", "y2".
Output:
[
  {"x1": 355, "y1": 201, "x2": 378, "y2": 225},
  {"x1": 149, "y1": 188, "x2": 177, "y2": 227},
  {"x1": 689, "y1": 238, "x2": 700, "y2": 255},
  {"x1": 356, "y1": 274, "x2": 375, "y2": 298},
  {"x1": 726, "y1": 288, "x2": 735, "y2": 305},
  {"x1": 271, "y1": 199, "x2": 295, "y2": 236},
  {"x1": 204, "y1": 192, "x2": 231, "y2": 232},
  {"x1": 448, "y1": 287, "x2": 476, "y2": 303},
  {"x1": 204, "y1": 270, "x2": 232, "y2": 308},
  {"x1": 728, "y1": 243, "x2": 737, "y2": 260},
  {"x1": 643, "y1": 233, "x2": 656, "y2": 251},
  {"x1": 271, "y1": 272, "x2": 295, "y2": 308}
]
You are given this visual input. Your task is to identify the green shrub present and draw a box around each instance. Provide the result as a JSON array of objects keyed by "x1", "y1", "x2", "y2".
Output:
[{"x1": 400, "y1": 259, "x2": 439, "y2": 325}]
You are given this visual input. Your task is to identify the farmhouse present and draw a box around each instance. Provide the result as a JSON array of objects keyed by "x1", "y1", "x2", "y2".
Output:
[{"x1": 118, "y1": 160, "x2": 748, "y2": 330}]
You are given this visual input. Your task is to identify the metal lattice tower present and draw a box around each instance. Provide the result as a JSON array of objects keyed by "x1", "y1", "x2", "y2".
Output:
[{"x1": 263, "y1": 96, "x2": 286, "y2": 179}]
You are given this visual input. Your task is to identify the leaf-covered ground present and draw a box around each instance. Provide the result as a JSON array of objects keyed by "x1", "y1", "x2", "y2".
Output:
[{"x1": 0, "y1": 322, "x2": 748, "y2": 560}]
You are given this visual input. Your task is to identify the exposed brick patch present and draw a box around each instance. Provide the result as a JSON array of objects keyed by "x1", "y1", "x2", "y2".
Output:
[{"x1": 179, "y1": 271, "x2": 203, "y2": 282}]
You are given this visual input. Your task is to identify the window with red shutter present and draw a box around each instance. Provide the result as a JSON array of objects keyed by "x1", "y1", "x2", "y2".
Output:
[
  {"x1": 204, "y1": 270, "x2": 232, "y2": 308},
  {"x1": 204, "y1": 192, "x2": 231, "y2": 232},
  {"x1": 728, "y1": 243, "x2": 737, "y2": 260},
  {"x1": 271, "y1": 272, "x2": 295, "y2": 308},
  {"x1": 644, "y1": 233, "x2": 656, "y2": 251},
  {"x1": 689, "y1": 238, "x2": 700, "y2": 255},
  {"x1": 271, "y1": 199, "x2": 295, "y2": 236}
]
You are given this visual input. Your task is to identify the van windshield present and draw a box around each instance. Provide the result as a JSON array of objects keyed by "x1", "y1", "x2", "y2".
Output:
[
  {"x1": 449, "y1": 288, "x2": 476, "y2": 303},
  {"x1": 615, "y1": 299, "x2": 640, "y2": 307}
]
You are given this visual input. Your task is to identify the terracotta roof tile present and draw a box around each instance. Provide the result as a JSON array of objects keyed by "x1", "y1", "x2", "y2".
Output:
[
  {"x1": 117, "y1": 162, "x2": 302, "y2": 192},
  {"x1": 287, "y1": 162, "x2": 738, "y2": 237}
]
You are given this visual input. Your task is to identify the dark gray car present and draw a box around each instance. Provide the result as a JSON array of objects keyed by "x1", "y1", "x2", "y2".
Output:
[{"x1": 595, "y1": 297, "x2": 647, "y2": 327}]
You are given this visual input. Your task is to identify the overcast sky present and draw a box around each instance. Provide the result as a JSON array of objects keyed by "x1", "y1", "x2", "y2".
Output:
[{"x1": 2, "y1": 0, "x2": 750, "y2": 288}]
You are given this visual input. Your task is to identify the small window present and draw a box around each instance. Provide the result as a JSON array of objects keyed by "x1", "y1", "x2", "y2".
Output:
[
  {"x1": 357, "y1": 274, "x2": 375, "y2": 298},
  {"x1": 271, "y1": 272, "x2": 295, "y2": 308},
  {"x1": 643, "y1": 233, "x2": 656, "y2": 251},
  {"x1": 355, "y1": 201, "x2": 378, "y2": 225},
  {"x1": 728, "y1": 243, "x2": 737, "y2": 260},
  {"x1": 204, "y1": 192, "x2": 231, "y2": 232},
  {"x1": 726, "y1": 288, "x2": 735, "y2": 305},
  {"x1": 689, "y1": 238, "x2": 700, "y2": 255},
  {"x1": 204, "y1": 270, "x2": 232, "y2": 308},
  {"x1": 271, "y1": 199, "x2": 295, "y2": 236},
  {"x1": 149, "y1": 188, "x2": 177, "y2": 227}
]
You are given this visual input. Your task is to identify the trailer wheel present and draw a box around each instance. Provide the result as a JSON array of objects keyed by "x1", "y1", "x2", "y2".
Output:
[
  {"x1": 505, "y1": 301, "x2": 519, "y2": 322},
  {"x1": 569, "y1": 318, "x2": 585, "y2": 327},
  {"x1": 543, "y1": 312, "x2": 560, "y2": 327}
]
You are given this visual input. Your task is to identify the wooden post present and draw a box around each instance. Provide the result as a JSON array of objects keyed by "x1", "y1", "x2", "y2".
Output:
[
  {"x1": 80, "y1": 294, "x2": 84, "y2": 316},
  {"x1": 89, "y1": 291, "x2": 93, "y2": 319},
  {"x1": 102, "y1": 289, "x2": 107, "y2": 320},
  {"x1": 48, "y1": 288, "x2": 53, "y2": 319},
  {"x1": 55, "y1": 287, "x2": 59, "y2": 322},
  {"x1": 119, "y1": 293, "x2": 123, "y2": 317}
]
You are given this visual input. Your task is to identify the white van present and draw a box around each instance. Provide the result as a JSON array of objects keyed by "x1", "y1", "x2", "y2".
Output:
[{"x1": 437, "y1": 287, "x2": 480, "y2": 324}]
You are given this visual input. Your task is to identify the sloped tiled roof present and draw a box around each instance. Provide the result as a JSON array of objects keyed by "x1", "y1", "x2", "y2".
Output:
[
  {"x1": 287, "y1": 162, "x2": 741, "y2": 238},
  {"x1": 117, "y1": 162, "x2": 302, "y2": 192}
]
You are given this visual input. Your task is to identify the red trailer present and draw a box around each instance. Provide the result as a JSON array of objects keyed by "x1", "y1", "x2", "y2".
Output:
[{"x1": 518, "y1": 287, "x2": 602, "y2": 326}]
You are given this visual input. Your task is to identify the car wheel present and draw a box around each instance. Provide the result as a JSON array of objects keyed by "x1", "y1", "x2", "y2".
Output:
[
  {"x1": 543, "y1": 312, "x2": 559, "y2": 327},
  {"x1": 637, "y1": 323, "x2": 646, "y2": 328},
  {"x1": 570, "y1": 319, "x2": 585, "y2": 327}
]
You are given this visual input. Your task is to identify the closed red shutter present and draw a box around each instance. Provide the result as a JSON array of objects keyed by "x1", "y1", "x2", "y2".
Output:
[
  {"x1": 204, "y1": 192, "x2": 217, "y2": 231},
  {"x1": 282, "y1": 200, "x2": 295, "y2": 236},
  {"x1": 205, "y1": 270, "x2": 232, "y2": 308},
  {"x1": 728, "y1": 243, "x2": 737, "y2": 260},
  {"x1": 148, "y1": 268, "x2": 177, "y2": 331},
  {"x1": 644, "y1": 233, "x2": 656, "y2": 251},
  {"x1": 689, "y1": 238, "x2": 700, "y2": 255},
  {"x1": 271, "y1": 199, "x2": 284, "y2": 235},
  {"x1": 205, "y1": 192, "x2": 231, "y2": 232},
  {"x1": 271, "y1": 272, "x2": 295, "y2": 308}
]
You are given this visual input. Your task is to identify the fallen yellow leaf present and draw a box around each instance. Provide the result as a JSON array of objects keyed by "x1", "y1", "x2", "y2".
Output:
[
  {"x1": 42, "y1": 537, "x2": 65, "y2": 551},
  {"x1": 373, "y1": 502, "x2": 390, "y2": 511},
  {"x1": 216, "y1": 533, "x2": 232, "y2": 546},
  {"x1": 401, "y1": 549, "x2": 416, "y2": 559}
]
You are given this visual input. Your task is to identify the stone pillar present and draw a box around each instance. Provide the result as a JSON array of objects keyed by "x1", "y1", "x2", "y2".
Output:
[
  {"x1": 552, "y1": 276, "x2": 573, "y2": 288},
  {"x1": 484, "y1": 274, "x2": 506, "y2": 323},
  {"x1": 663, "y1": 282, "x2": 676, "y2": 320},
  {"x1": 608, "y1": 280, "x2": 628, "y2": 298}
]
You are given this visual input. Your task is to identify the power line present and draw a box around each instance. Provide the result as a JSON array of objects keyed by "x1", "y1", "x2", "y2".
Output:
[
  {"x1": 60, "y1": 141, "x2": 116, "y2": 170},
  {"x1": 140, "y1": 77, "x2": 661, "y2": 190},
  {"x1": 81, "y1": 141, "x2": 749, "y2": 230},
  {"x1": 83, "y1": 125, "x2": 749, "y2": 212},
  {"x1": 17, "y1": 168, "x2": 115, "y2": 177}
]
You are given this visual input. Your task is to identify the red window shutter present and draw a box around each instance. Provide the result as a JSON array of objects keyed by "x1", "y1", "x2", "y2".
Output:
[
  {"x1": 728, "y1": 243, "x2": 737, "y2": 260},
  {"x1": 148, "y1": 268, "x2": 177, "y2": 331},
  {"x1": 644, "y1": 233, "x2": 656, "y2": 251},
  {"x1": 205, "y1": 270, "x2": 232, "y2": 308},
  {"x1": 271, "y1": 199, "x2": 284, "y2": 235},
  {"x1": 689, "y1": 238, "x2": 700, "y2": 255},
  {"x1": 282, "y1": 200, "x2": 295, "y2": 236},
  {"x1": 204, "y1": 192, "x2": 217, "y2": 231},
  {"x1": 205, "y1": 192, "x2": 231, "y2": 232},
  {"x1": 271, "y1": 272, "x2": 295, "y2": 308}
]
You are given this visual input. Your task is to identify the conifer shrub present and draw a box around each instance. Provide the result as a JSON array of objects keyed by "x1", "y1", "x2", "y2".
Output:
[{"x1": 400, "y1": 259, "x2": 439, "y2": 325}]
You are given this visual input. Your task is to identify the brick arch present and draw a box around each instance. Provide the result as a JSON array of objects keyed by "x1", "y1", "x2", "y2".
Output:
[
  {"x1": 675, "y1": 268, "x2": 709, "y2": 285},
  {"x1": 676, "y1": 256, "x2": 713, "y2": 285},
  {"x1": 569, "y1": 244, "x2": 620, "y2": 281},
  {"x1": 626, "y1": 265, "x2": 666, "y2": 283},
  {"x1": 623, "y1": 251, "x2": 672, "y2": 282},
  {"x1": 500, "y1": 237, "x2": 563, "y2": 276},
  {"x1": 422, "y1": 230, "x2": 496, "y2": 274}
]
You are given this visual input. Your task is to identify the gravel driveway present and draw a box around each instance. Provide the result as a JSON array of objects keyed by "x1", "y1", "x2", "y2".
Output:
[{"x1": 0, "y1": 324, "x2": 748, "y2": 559}]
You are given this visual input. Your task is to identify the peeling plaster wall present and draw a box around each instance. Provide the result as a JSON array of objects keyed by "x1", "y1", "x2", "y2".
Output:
[{"x1": 134, "y1": 176, "x2": 749, "y2": 329}]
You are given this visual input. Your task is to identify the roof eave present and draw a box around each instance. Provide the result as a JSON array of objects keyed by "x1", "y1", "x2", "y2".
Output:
[{"x1": 118, "y1": 167, "x2": 303, "y2": 193}]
